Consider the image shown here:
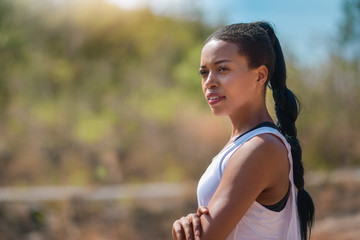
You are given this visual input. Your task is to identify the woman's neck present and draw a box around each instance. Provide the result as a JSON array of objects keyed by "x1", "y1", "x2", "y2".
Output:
[{"x1": 228, "y1": 103, "x2": 273, "y2": 140}]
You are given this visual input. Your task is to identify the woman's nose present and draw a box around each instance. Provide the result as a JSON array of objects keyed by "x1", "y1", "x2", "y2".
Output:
[{"x1": 204, "y1": 72, "x2": 219, "y2": 89}]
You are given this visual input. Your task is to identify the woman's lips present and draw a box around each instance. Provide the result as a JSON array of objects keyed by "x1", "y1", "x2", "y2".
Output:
[{"x1": 208, "y1": 95, "x2": 225, "y2": 105}]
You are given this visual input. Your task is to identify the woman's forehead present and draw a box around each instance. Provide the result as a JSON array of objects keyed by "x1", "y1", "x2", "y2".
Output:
[
  {"x1": 200, "y1": 40, "x2": 245, "y2": 66},
  {"x1": 202, "y1": 40, "x2": 238, "y2": 55}
]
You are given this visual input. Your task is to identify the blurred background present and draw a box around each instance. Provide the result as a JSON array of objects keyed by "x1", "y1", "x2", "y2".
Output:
[{"x1": 0, "y1": 0, "x2": 359, "y2": 239}]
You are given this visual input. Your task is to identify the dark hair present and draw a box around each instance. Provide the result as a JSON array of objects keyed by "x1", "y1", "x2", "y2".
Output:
[{"x1": 206, "y1": 22, "x2": 315, "y2": 239}]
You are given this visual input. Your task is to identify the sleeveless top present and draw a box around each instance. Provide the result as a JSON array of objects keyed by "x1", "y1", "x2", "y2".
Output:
[{"x1": 197, "y1": 123, "x2": 301, "y2": 240}]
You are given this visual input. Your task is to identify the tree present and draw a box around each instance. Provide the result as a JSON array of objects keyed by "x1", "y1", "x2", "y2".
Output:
[{"x1": 338, "y1": 0, "x2": 360, "y2": 61}]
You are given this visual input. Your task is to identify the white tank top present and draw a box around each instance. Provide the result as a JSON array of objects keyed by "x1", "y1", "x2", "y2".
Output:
[{"x1": 197, "y1": 125, "x2": 301, "y2": 240}]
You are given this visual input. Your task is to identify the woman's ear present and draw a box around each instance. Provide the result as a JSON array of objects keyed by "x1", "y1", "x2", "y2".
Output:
[{"x1": 256, "y1": 65, "x2": 269, "y2": 85}]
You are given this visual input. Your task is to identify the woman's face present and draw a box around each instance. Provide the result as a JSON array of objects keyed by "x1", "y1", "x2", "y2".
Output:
[{"x1": 200, "y1": 39, "x2": 265, "y2": 117}]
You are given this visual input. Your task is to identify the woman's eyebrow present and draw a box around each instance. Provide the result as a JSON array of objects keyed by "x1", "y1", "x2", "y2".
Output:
[
  {"x1": 214, "y1": 59, "x2": 232, "y2": 65},
  {"x1": 200, "y1": 59, "x2": 232, "y2": 69}
]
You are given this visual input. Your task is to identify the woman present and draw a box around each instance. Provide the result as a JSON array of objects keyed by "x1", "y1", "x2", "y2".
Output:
[{"x1": 172, "y1": 22, "x2": 314, "y2": 240}]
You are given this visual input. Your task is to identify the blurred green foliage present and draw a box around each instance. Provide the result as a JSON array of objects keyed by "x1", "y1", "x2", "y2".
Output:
[
  {"x1": 0, "y1": 0, "x2": 359, "y2": 186},
  {"x1": 0, "y1": 0, "x2": 213, "y2": 186}
]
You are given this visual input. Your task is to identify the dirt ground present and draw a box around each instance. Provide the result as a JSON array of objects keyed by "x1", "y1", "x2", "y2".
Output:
[
  {"x1": 0, "y1": 168, "x2": 359, "y2": 239},
  {"x1": 312, "y1": 213, "x2": 360, "y2": 240},
  {"x1": 307, "y1": 169, "x2": 360, "y2": 240}
]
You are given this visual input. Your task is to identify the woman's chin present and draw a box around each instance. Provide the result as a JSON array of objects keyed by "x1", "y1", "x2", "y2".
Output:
[{"x1": 210, "y1": 109, "x2": 227, "y2": 117}]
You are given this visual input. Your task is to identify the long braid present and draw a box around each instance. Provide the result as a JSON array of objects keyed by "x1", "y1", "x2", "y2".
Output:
[{"x1": 257, "y1": 22, "x2": 315, "y2": 240}]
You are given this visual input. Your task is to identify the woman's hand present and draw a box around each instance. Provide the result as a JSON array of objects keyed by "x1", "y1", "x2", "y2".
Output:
[{"x1": 172, "y1": 206, "x2": 209, "y2": 240}]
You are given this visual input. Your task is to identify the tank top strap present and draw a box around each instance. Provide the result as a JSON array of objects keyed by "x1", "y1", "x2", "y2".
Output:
[
  {"x1": 219, "y1": 123, "x2": 293, "y2": 178},
  {"x1": 234, "y1": 121, "x2": 278, "y2": 142}
]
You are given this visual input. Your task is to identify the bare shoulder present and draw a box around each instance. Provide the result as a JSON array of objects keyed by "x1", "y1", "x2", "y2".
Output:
[
  {"x1": 225, "y1": 133, "x2": 289, "y2": 188},
  {"x1": 232, "y1": 133, "x2": 288, "y2": 166}
]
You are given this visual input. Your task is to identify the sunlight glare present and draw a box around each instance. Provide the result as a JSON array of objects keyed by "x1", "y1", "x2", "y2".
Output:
[
  {"x1": 108, "y1": 0, "x2": 148, "y2": 10},
  {"x1": 108, "y1": 0, "x2": 190, "y2": 15}
]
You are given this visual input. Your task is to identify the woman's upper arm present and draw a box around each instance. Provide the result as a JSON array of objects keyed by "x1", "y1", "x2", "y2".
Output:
[{"x1": 199, "y1": 134, "x2": 287, "y2": 240}]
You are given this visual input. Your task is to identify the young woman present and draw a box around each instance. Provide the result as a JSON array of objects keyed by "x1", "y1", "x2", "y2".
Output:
[{"x1": 172, "y1": 22, "x2": 314, "y2": 240}]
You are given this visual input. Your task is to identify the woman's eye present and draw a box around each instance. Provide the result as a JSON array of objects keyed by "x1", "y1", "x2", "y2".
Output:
[
  {"x1": 218, "y1": 66, "x2": 228, "y2": 72},
  {"x1": 199, "y1": 70, "x2": 208, "y2": 76}
]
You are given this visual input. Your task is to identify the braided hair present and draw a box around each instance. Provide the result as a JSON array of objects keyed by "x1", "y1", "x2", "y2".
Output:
[{"x1": 205, "y1": 22, "x2": 315, "y2": 239}]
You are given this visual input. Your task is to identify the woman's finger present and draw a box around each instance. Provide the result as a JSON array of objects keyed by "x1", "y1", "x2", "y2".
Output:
[
  {"x1": 188, "y1": 213, "x2": 201, "y2": 238},
  {"x1": 197, "y1": 206, "x2": 209, "y2": 216},
  {"x1": 172, "y1": 220, "x2": 185, "y2": 240},
  {"x1": 180, "y1": 216, "x2": 194, "y2": 240}
]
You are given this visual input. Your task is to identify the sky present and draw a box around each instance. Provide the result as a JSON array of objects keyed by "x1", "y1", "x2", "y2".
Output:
[{"x1": 108, "y1": 0, "x2": 344, "y2": 66}]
